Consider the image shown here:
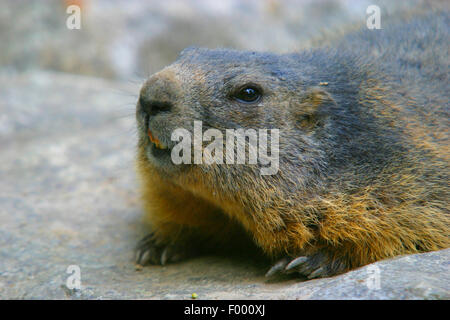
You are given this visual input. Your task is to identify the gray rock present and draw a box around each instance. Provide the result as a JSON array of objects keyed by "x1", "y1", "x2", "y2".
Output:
[
  {"x1": 0, "y1": 71, "x2": 448, "y2": 300},
  {"x1": 1, "y1": 0, "x2": 438, "y2": 80}
]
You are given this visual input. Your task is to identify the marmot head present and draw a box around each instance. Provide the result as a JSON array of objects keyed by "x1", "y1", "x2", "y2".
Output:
[{"x1": 136, "y1": 47, "x2": 385, "y2": 194}]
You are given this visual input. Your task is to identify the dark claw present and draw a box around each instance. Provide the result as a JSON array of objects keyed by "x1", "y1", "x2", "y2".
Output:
[
  {"x1": 284, "y1": 256, "x2": 308, "y2": 272},
  {"x1": 137, "y1": 249, "x2": 151, "y2": 265},
  {"x1": 308, "y1": 267, "x2": 325, "y2": 279},
  {"x1": 265, "y1": 257, "x2": 290, "y2": 277},
  {"x1": 160, "y1": 247, "x2": 169, "y2": 265}
]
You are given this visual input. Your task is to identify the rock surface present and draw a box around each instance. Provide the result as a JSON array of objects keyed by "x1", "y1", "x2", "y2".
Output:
[{"x1": 0, "y1": 71, "x2": 448, "y2": 300}]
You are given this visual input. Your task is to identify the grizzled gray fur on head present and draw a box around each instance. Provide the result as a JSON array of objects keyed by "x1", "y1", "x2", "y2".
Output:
[{"x1": 137, "y1": 11, "x2": 448, "y2": 197}]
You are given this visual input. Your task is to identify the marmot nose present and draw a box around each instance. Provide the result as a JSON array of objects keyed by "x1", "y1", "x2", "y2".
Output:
[
  {"x1": 139, "y1": 72, "x2": 177, "y2": 116},
  {"x1": 138, "y1": 95, "x2": 173, "y2": 116}
]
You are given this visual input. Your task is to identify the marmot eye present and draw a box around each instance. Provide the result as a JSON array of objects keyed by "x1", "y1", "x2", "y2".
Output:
[{"x1": 234, "y1": 86, "x2": 262, "y2": 103}]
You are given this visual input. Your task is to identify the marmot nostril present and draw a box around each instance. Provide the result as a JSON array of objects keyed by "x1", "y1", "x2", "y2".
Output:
[{"x1": 139, "y1": 96, "x2": 173, "y2": 116}]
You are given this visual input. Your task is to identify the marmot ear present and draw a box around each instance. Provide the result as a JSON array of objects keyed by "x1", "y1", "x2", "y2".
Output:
[{"x1": 291, "y1": 87, "x2": 335, "y2": 129}]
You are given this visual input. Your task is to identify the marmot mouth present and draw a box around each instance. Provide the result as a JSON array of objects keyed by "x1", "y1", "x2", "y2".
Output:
[
  {"x1": 148, "y1": 128, "x2": 167, "y2": 150},
  {"x1": 147, "y1": 127, "x2": 172, "y2": 160}
]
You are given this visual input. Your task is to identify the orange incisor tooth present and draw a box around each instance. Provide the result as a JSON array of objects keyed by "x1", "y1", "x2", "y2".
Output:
[{"x1": 148, "y1": 129, "x2": 165, "y2": 149}]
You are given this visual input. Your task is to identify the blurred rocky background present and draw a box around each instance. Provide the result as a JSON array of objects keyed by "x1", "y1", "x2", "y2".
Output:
[
  {"x1": 0, "y1": 0, "x2": 448, "y2": 299},
  {"x1": 2, "y1": 0, "x2": 446, "y2": 79}
]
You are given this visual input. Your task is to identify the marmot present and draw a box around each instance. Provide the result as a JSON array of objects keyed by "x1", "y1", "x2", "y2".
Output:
[{"x1": 134, "y1": 11, "x2": 449, "y2": 279}]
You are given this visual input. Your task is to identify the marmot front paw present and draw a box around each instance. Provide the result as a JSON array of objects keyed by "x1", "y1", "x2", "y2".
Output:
[
  {"x1": 265, "y1": 250, "x2": 348, "y2": 279},
  {"x1": 134, "y1": 233, "x2": 197, "y2": 266}
]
